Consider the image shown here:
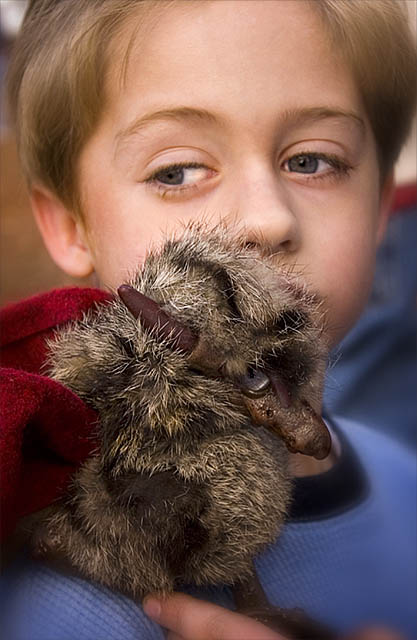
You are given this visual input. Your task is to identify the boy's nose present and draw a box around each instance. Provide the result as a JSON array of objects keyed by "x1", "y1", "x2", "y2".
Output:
[{"x1": 228, "y1": 171, "x2": 300, "y2": 254}]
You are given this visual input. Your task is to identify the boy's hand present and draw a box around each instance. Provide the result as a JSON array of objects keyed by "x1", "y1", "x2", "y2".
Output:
[
  {"x1": 143, "y1": 593, "x2": 287, "y2": 639},
  {"x1": 143, "y1": 593, "x2": 407, "y2": 640}
]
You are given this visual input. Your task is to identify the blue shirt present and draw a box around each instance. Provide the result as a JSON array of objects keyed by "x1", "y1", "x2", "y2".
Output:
[{"x1": 1, "y1": 416, "x2": 416, "y2": 639}]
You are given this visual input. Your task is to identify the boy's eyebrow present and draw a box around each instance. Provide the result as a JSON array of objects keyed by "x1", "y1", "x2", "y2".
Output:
[
  {"x1": 116, "y1": 107, "x2": 221, "y2": 142},
  {"x1": 115, "y1": 105, "x2": 365, "y2": 143},
  {"x1": 282, "y1": 106, "x2": 366, "y2": 134}
]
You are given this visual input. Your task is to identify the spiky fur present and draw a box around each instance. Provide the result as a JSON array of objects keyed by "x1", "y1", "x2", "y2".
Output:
[{"x1": 34, "y1": 227, "x2": 327, "y2": 600}]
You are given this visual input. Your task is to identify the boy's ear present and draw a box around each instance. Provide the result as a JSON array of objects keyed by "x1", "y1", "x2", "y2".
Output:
[
  {"x1": 376, "y1": 171, "x2": 395, "y2": 246},
  {"x1": 31, "y1": 186, "x2": 94, "y2": 278}
]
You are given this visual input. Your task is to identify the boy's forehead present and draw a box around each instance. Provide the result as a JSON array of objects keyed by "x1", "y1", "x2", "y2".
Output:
[
  {"x1": 105, "y1": 0, "x2": 365, "y2": 135},
  {"x1": 117, "y1": 0, "x2": 330, "y2": 80}
]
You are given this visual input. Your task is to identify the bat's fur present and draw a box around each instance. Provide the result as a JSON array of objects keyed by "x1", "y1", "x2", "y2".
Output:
[{"x1": 33, "y1": 227, "x2": 327, "y2": 600}]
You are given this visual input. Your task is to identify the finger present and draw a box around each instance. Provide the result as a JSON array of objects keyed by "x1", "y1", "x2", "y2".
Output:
[
  {"x1": 143, "y1": 592, "x2": 288, "y2": 640},
  {"x1": 166, "y1": 633, "x2": 185, "y2": 640},
  {"x1": 343, "y1": 626, "x2": 406, "y2": 640}
]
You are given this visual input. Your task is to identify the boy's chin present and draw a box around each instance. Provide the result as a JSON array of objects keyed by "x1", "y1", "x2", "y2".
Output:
[{"x1": 288, "y1": 447, "x2": 337, "y2": 477}]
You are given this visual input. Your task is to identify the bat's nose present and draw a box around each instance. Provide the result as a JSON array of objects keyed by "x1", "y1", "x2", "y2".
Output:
[{"x1": 242, "y1": 392, "x2": 332, "y2": 460}]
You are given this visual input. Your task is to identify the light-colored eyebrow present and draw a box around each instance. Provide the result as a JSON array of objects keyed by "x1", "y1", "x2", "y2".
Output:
[
  {"x1": 115, "y1": 104, "x2": 365, "y2": 144},
  {"x1": 116, "y1": 107, "x2": 222, "y2": 143},
  {"x1": 280, "y1": 106, "x2": 366, "y2": 134}
]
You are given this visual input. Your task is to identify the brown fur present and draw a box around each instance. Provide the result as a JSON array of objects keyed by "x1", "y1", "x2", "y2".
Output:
[{"x1": 32, "y1": 227, "x2": 327, "y2": 600}]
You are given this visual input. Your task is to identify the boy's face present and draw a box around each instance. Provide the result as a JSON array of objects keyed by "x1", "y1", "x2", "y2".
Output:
[{"x1": 73, "y1": 0, "x2": 389, "y2": 347}]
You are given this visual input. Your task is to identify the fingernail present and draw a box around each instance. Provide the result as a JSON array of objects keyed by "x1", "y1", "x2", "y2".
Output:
[{"x1": 143, "y1": 597, "x2": 162, "y2": 620}]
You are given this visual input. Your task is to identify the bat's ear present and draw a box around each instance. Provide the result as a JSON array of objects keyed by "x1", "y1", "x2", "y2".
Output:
[
  {"x1": 118, "y1": 285, "x2": 198, "y2": 353},
  {"x1": 31, "y1": 185, "x2": 94, "y2": 278}
]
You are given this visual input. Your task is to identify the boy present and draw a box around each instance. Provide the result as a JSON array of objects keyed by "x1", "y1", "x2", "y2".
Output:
[{"x1": 2, "y1": 0, "x2": 416, "y2": 638}]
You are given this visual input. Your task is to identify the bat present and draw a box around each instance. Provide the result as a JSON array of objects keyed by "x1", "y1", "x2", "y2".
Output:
[{"x1": 28, "y1": 227, "x2": 334, "y2": 638}]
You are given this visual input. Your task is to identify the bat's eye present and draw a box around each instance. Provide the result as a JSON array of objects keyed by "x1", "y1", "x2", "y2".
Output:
[{"x1": 239, "y1": 367, "x2": 270, "y2": 398}]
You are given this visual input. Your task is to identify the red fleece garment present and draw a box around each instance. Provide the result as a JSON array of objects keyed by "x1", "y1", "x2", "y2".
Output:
[{"x1": 0, "y1": 287, "x2": 112, "y2": 542}]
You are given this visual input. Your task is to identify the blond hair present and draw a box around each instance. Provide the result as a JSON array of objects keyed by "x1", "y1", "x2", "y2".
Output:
[{"x1": 7, "y1": 0, "x2": 417, "y2": 213}]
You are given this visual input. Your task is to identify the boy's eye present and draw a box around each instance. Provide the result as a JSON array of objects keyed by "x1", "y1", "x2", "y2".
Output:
[
  {"x1": 157, "y1": 167, "x2": 185, "y2": 185},
  {"x1": 283, "y1": 152, "x2": 351, "y2": 178},
  {"x1": 147, "y1": 163, "x2": 212, "y2": 187},
  {"x1": 287, "y1": 154, "x2": 320, "y2": 174}
]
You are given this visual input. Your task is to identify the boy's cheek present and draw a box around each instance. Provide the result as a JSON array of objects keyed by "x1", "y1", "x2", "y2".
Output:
[
  {"x1": 304, "y1": 233, "x2": 378, "y2": 347},
  {"x1": 83, "y1": 220, "x2": 151, "y2": 290},
  {"x1": 319, "y1": 260, "x2": 376, "y2": 347}
]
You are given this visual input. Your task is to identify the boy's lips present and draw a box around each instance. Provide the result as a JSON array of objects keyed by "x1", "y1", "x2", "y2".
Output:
[{"x1": 118, "y1": 284, "x2": 331, "y2": 460}]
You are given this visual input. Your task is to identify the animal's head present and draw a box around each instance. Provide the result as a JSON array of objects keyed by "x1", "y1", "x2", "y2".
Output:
[{"x1": 48, "y1": 228, "x2": 330, "y2": 469}]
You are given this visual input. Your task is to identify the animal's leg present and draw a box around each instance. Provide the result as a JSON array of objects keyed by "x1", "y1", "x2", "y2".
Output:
[
  {"x1": 107, "y1": 468, "x2": 210, "y2": 582},
  {"x1": 232, "y1": 563, "x2": 335, "y2": 639}
]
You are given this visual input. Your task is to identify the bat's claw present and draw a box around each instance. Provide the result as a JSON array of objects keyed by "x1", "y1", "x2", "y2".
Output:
[
  {"x1": 233, "y1": 570, "x2": 335, "y2": 639},
  {"x1": 237, "y1": 605, "x2": 335, "y2": 639}
]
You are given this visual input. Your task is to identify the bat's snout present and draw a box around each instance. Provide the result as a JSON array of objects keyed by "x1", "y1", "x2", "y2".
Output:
[{"x1": 242, "y1": 390, "x2": 332, "y2": 460}]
